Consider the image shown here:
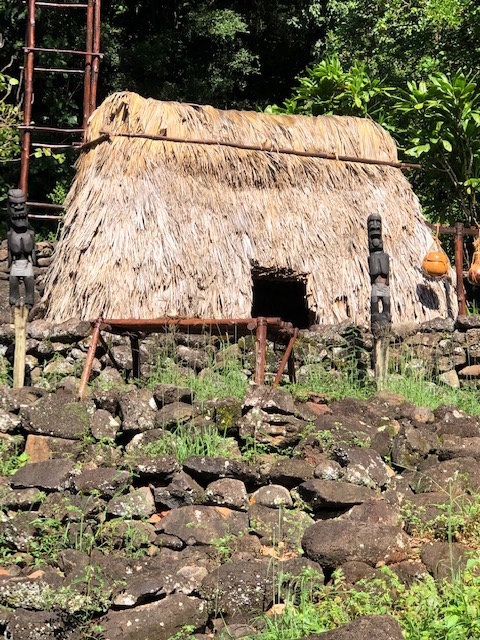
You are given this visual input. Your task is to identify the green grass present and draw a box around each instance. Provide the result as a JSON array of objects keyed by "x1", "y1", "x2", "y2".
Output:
[
  {"x1": 288, "y1": 359, "x2": 480, "y2": 415},
  {"x1": 0, "y1": 356, "x2": 11, "y2": 387},
  {"x1": 130, "y1": 421, "x2": 239, "y2": 464},
  {"x1": 383, "y1": 372, "x2": 480, "y2": 415},
  {"x1": 402, "y1": 486, "x2": 480, "y2": 546},
  {"x1": 147, "y1": 348, "x2": 248, "y2": 401},
  {"x1": 287, "y1": 366, "x2": 374, "y2": 401},
  {"x1": 243, "y1": 561, "x2": 480, "y2": 640},
  {"x1": 0, "y1": 441, "x2": 29, "y2": 476}
]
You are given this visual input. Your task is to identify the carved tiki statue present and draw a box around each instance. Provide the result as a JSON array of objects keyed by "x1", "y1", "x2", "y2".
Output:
[
  {"x1": 367, "y1": 213, "x2": 391, "y2": 329},
  {"x1": 7, "y1": 188, "x2": 36, "y2": 308}
]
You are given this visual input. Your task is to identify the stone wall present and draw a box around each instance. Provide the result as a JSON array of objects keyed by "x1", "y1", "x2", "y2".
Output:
[
  {"x1": 0, "y1": 313, "x2": 480, "y2": 390},
  {"x1": 2, "y1": 238, "x2": 480, "y2": 389}
]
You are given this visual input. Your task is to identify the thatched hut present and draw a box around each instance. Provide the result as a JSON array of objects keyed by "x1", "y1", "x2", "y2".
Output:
[{"x1": 43, "y1": 91, "x2": 456, "y2": 326}]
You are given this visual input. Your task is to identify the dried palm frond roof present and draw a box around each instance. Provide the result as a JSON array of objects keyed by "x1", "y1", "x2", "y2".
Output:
[{"x1": 43, "y1": 91, "x2": 456, "y2": 324}]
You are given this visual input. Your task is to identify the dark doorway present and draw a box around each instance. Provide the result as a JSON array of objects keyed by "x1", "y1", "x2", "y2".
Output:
[{"x1": 251, "y1": 272, "x2": 312, "y2": 329}]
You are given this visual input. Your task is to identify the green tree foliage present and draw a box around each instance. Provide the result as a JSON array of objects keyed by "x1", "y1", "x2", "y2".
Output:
[
  {"x1": 0, "y1": 64, "x2": 21, "y2": 202},
  {"x1": 269, "y1": 58, "x2": 480, "y2": 226},
  {"x1": 322, "y1": 0, "x2": 480, "y2": 86},
  {"x1": 100, "y1": 1, "x2": 325, "y2": 109},
  {"x1": 395, "y1": 71, "x2": 480, "y2": 225},
  {"x1": 266, "y1": 56, "x2": 393, "y2": 121}
]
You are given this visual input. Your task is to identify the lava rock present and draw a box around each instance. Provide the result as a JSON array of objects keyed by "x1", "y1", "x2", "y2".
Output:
[
  {"x1": 101, "y1": 594, "x2": 208, "y2": 640},
  {"x1": 183, "y1": 456, "x2": 261, "y2": 485},
  {"x1": 158, "y1": 505, "x2": 248, "y2": 546},
  {"x1": 153, "y1": 472, "x2": 204, "y2": 509},
  {"x1": 152, "y1": 384, "x2": 193, "y2": 407},
  {"x1": 250, "y1": 485, "x2": 293, "y2": 508},
  {"x1": 298, "y1": 614, "x2": 405, "y2": 640},
  {"x1": 106, "y1": 487, "x2": 155, "y2": 518},
  {"x1": 302, "y1": 520, "x2": 409, "y2": 569},
  {"x1": 21, "y1": 395, "x2": 94, "y2": 440},
  {"x1": 298, "y1": 479, "x2": 379, "y2": 510},
  {"x1": 11, "y1": 459, "x2": 74, "y2": 491},
  {"x1": 204, "y1": 478, "x2": 249, "y2": 510},
  {"x1": 72, "y1": 467, "x2": 131, "y2": 497},
  {"x1": 118, "y1": 388, "x2": 157, "y2": 433},
  {"x1": 243, "y1": 384, "x2": 296, "y2": 415}
]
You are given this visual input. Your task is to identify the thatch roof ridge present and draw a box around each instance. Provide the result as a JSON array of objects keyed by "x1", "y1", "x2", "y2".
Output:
[
  {"x1": 43, "y1": 91, "x2": 456, "y2": 325},
  {"x1": 87, "y1": 91, "x2": 398, "y2": 163}
]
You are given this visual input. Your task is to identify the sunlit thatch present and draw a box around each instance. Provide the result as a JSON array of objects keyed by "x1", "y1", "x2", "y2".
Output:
[{"x1": 43, "y1": 91, "x2": 456, "y2": 324}]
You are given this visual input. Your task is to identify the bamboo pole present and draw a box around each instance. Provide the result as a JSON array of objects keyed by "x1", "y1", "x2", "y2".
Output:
[{"x1": 13, "y1": 306, "x2": 28, "y2": 389}]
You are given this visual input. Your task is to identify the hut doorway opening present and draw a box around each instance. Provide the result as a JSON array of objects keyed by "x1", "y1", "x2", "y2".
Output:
[{"x1": 251, "y1": 268, "x2": 312, "y2": 329}]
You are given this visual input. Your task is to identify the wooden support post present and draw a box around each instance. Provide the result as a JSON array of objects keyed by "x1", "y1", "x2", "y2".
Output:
[
  {"x1": 13, "y1": 306, "x2": 28, "y2": 389},
  {"x1": 98, "y1": 332, "x2": 122, "y2": 372},
  {"x1": 273, "y1": 328, "x2": 298, "y2": 386},
  {"x1": 78, "y1": 320, "x2": 101, "y2": 398},
  {"x1": 254, "y1": 317, "x2": 267, "y2": 385},
  {"x1": 287, "y1": 344, "x2": 297, "y2": 384},
  {"x1": 374, "y1": 335, "x2": 389, "y2": 391},
  {"x1": 130, "y1": 334, "x2": 140, "y2": 381},
  {"x1": 455, "y1": 222, "x2": 466, "y2": 316}
]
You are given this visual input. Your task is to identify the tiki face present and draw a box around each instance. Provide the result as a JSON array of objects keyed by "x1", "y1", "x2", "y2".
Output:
[
  {"x1": 367, "y1": 213, "x2": 383, "y2": 252},
  {"x1": 7, "y1": 189, "x2": 28, "y2": 229}
]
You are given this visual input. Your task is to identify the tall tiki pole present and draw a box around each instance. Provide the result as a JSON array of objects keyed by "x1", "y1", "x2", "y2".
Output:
[
  {"x1": 367, "y1": 213, "x2": 391, "y2": 389},
  {"x1": 7, "y1": 189, "x2": 36, "y2": 389}
]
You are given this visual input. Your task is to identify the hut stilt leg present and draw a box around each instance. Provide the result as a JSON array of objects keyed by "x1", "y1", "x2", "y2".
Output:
[
  {"x1": 287, "y1": 350, "x2": 296, "y2": 384},
  {"x1": 273, "y1": 328, "x2": 298, "y2": 386},
  {"x1": 13, "y1": 305, "x2": 28, "y2": 389},
  {"x1": 130, "y1": 335, "x2": 140, "y2": 381},
  {"x1": 254, "y1": 317, "x2": 267, "y2": 385}
]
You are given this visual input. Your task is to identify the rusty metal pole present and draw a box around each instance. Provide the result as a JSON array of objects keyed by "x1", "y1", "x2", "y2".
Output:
[
  {"x1": 19, "y1": 0, "x2": 36, "y2": 195},
  {"x1": 82, "y1": 0, "x2": 94, "y2": 133},
  {"x1": 273, "y1": 328, "x2": 298, "y2": 387},
  {"x1": 90, "y1": 0, "x2": 101, "y2": 114},
  {"x1": 78, "y1": 320, "x2": 101, "y2": 398},
  {"x1": 455, "y1": 222, "x2": 466, "y2": 316},
  {"x1": 254, "y1": 317, "x2": 267, "y2": 385}
]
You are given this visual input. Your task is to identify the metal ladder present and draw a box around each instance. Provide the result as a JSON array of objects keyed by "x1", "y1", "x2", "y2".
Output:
[{"x1": 19, "y1": 0, "x2": 102, "y2": 220}]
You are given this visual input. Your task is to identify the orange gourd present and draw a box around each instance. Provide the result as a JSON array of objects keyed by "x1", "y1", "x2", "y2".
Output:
[
  {"x1": 422, "y1": 225, "x2": 450, "y2": 278},
  {"x1": 468, "y1": 234, "x2": 480, "y2": 286}
]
